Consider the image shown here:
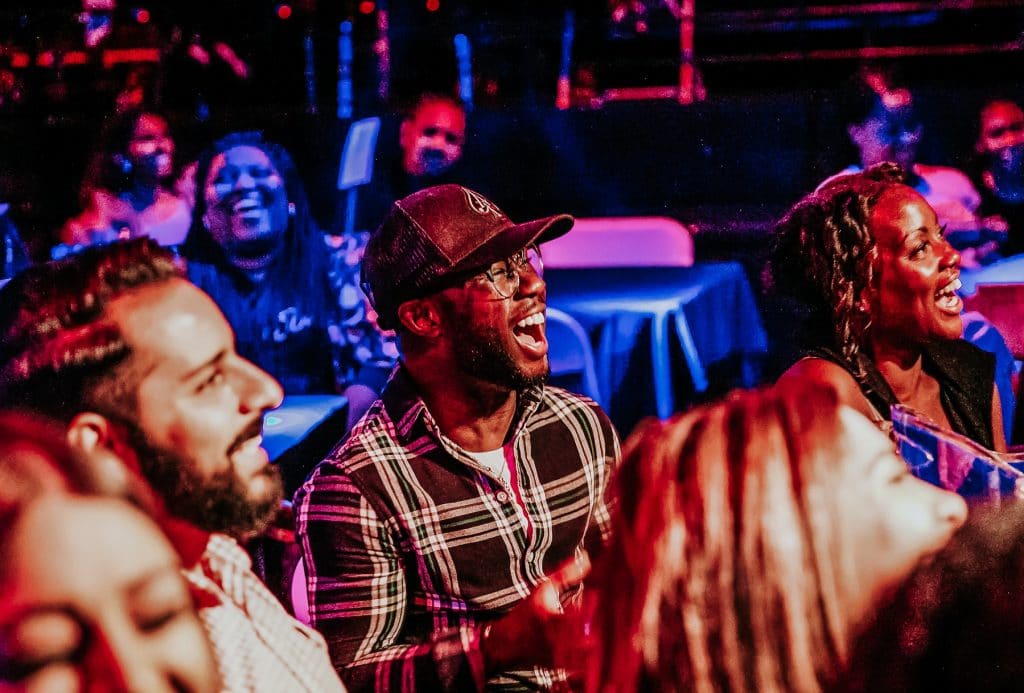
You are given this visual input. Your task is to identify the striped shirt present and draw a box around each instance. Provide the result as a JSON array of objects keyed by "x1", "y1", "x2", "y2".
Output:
[
  {"x1": 294, "y1": 368, "x2": 619, "y2": 691},
  {"x1": 183, "y1": 533, "x2": 346, "y2": 692}
]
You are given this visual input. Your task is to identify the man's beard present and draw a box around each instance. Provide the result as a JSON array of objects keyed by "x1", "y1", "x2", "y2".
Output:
[
  {"x1": 453, "y1": 320, "x2": 548, "y2": 392},
  {"x1": 121, "y1": 418, "x2": 284, "y2": 538}
]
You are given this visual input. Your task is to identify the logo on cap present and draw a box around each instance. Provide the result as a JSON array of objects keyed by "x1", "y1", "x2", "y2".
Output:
[{"x1": 463, "y1": 188, "x2": 504, "y2": 219}]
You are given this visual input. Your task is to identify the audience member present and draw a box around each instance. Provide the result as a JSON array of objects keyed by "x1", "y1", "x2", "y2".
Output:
[
  {"x1": 357, "y1": 92, "x2": 469, "y2": 232},
  {"x1": 60, "y1": 110, "x2": 191, "y2": 249},
  {"x1": 969, "y1": 98, "x2": 1024, "y2": 257},
  {"x1": 841, "y1": 501, "x2": 1024, "y2": 692},
  {"x1": 581, "y1": 381, "x2": 967, "y2": 693},
  {"x1": 832, "y1": 66, "x2": 997, "y2": 264},
  {"x1": 0, "y1": 239, "x2": 345, "y2": 692},
  {"x1": 182, "y1": 131, "x2": 393, "y2": 406},
  {"x1": 769, "y1": 162, "x2": 1006, "y2": 450},
  {"x1": 295, "y1": 185, "x2": 620, "y2": 690},
  {"x1": 0, "y1": 410, "x2": 219, "y2": 692}
]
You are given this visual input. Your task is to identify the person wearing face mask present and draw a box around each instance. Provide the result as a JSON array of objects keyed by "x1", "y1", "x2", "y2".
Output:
[
  {"x1": 356, "y1": 92, "x2": 471, "y2": 234},
  {"x1": 59, "y1": 110, "x2": 192, "y2": 250},
  {"x1": 969, "y1": 98, "x2": 1024, "y2": 258},
  {"x1": 823, "y1": 66, "x2": 1002, "y2": 267}
]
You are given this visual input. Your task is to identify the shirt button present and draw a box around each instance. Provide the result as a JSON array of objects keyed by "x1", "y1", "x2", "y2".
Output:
[{"x1": 495, "y1": 490, "x2": 510, "y2": 503}]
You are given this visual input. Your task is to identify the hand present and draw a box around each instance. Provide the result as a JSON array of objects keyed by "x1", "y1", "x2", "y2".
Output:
[{"x1": 481, "y1": 551, "x2": 591, "y2": 673}]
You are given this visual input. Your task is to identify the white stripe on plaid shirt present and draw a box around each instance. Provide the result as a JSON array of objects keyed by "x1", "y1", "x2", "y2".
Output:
[
  {"x1": 295, "y1": 371, "x2": 619, "y2": 692},
  {"x1": 183, "y1": 533, "x2": 346, "y2": 693}
]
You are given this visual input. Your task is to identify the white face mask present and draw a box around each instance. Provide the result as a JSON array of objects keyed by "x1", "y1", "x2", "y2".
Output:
[{"x1": 412, "y1": 136, "x2": 461, "y2": 176}]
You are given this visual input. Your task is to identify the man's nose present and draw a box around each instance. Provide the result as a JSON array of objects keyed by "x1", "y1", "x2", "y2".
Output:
[
  {"x1": 237, "y1": 358, "x2": 284, "y2": 415},
  {"x1": 516, "y1": 262, "x2": 546, "y2": 301}
]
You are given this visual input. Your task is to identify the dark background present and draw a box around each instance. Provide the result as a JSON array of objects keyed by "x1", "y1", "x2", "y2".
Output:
[{"x1": 1, "y1": 1, "x2": 1023, "y2": 266}]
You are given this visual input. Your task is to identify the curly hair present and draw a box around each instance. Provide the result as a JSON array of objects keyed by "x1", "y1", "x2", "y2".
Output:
[
  {"x1": 0, "y1": 238, "x2": 182, "y2": 422},
  {"x1": 764, "y1": 161, "x2": 908, "y2": 366},
  {"x1": 581, "y1": 380, "x2": 853, "y2": 693}
]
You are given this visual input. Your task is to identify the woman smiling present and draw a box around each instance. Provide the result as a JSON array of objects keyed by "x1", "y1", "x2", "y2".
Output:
[{"x1": 767, "y1": 161, "x2": 1006, "y2": 451}]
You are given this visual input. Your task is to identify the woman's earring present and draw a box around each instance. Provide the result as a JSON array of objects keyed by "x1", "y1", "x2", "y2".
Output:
[{"x1": 288, "y1": 202, "x2": 296, "y2": 217}]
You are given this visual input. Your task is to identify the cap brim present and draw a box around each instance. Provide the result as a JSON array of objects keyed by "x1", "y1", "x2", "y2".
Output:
[{"x1": 455, "y1": 213, "x2": 575, "y2": 274}]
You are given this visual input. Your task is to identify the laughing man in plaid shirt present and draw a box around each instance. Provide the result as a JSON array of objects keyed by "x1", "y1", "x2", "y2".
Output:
[{"x1": 295, "y1": 185, "x2": 620, "y2": 691}]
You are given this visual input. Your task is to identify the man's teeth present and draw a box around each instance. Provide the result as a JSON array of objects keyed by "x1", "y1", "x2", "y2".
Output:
[{"x1": 515, "y1": 313, "x2": 545, "y2": 330}]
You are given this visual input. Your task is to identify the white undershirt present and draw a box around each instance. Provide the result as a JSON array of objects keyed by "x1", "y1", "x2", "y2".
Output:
[{"x1": 468, "y1": 448, "x2": 510, "y2": 488}]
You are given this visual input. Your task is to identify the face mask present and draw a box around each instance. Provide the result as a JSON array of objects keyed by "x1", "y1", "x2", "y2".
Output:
[
  {"x1": 414, "y1": 139, "x2": 459, "y2": 177},
  {"x1": 993, "y1": 142, "x2": 1024, "y2": 175}
]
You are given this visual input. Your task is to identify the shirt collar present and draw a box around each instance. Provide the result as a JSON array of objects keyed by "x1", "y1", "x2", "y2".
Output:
[{"x1": 382, "y1": 364, "x2": 546, "y2": 447}]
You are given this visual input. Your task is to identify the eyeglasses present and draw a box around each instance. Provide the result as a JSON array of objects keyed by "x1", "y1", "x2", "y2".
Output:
[
  {"x1": 472, "y1": 244, "x2": 543, "y2": 299},
  {"x1": 357, "y1": 244, "x2": 544, "y2": 317}
]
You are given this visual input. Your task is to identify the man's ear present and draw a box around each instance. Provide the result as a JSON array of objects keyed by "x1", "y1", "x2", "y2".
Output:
[
  {"x1": 396, "y1": 297, "x2": 442, "y2": 338},
  {"x1": 66, "y1": 412, "x2": 113, "y2": 456},
  {"x1": 66, "y1": 412, "x2": 139, "y2": 481}
]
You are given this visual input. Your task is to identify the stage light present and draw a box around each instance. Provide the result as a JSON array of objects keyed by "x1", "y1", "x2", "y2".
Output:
[
  {"x1": 426, "y1": 0, "x2": 440, "y2": 12},
  {"x1": 133, "y1": 8, "x2": 150, "y2": 24},
  {"x1": 358, "y1": 1, "x2": 375, "y2": 14},
  {"x1": 276, "y1": 3, "x2": 293, "y2": 20}
]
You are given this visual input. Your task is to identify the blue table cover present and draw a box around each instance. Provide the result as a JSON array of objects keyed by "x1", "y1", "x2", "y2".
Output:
[
  {"x1": 545, "y1": 263, "x2": 768, "y2": 436},
  {"x1": 263, "y1": 394, "x2": 348, "y2": 461}
]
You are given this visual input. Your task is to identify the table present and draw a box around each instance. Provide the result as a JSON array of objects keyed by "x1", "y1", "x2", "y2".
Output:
[
  {"x1": 545, "y1": 263, "x2": 768, "y2": 435},
  {"x1": 263, "y1": 394, "x2": 349, "y2": 461},
  {"x1": 960, "y1": 254, "x2": 1024, "y2": 295}
]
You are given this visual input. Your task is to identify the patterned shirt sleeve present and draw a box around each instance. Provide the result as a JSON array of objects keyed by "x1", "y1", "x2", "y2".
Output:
[
  {"x1": 585, "y1": 403, "x2": 621, "y2": 550},
  {"x1": 325, "y1": 231, "x2": 400, "y2": 383},
  {"x1": 295, "y1": 463, "x2": 487, "y2": 693}
]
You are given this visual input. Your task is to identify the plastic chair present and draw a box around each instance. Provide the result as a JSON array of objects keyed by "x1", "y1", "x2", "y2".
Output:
[
  {"x1": 546, "y1": 307, "x2": 602, "y2": 405},
  {"x1": 542, "y1": 216, "x2": 695, "y2": 269},
  {"x1": 291, "y1": 557, "x2": 311, "y2": 625}
]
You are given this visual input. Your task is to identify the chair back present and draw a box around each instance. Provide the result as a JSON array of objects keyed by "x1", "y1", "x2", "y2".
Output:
[
  {"x1": 963, "y1": 283, "x2": 1024, "y2": 360},
  {"x1": 542, "y1": 216, "x2": 694, "y2": 268},
  {"x1": 546, "y1": 307, "x2": 602, "y2": 405},
  {"x1": 291, "y1": 557, "x2": 311, "y2": 625}
]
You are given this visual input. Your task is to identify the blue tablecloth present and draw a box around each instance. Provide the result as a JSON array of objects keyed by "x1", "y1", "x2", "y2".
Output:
[
  {"x1": 263, "y1": 394, "x2": 349, "y2": 461},
  {"x1": 960, "y1": 254, "x2": 1024, "y2": 294},
  {"x1": 545, "y1": 263, "x2": 768, "y2": 435}
]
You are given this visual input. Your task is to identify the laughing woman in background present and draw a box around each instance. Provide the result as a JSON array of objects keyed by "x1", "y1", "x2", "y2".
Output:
[{"x1": 767, "y1": 161, "x2": 1005, "y2": 450}]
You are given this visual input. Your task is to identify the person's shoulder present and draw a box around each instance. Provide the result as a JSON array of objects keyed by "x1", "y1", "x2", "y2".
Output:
[
  {"x1": 303, "y1": 404, "x2": 396, "y2": 482},
  {"x1": 931, "y1": 337, "x2": 995, "y2": 369},
  {"x1": 915, "y1": 163, "x2": 974, "y2": 184},
  {"x1": 183, "y1": 256, "x2": 223, "y2": 285},
  {"x1": 541, "y1": 385, "x2": 616, "y2": 432},
  {"x1": 915, "y1": 164, "x2": 981, "y2": 200},
  {"x1": 776, "y1": 357, "x2": 877, "y2": 420}
]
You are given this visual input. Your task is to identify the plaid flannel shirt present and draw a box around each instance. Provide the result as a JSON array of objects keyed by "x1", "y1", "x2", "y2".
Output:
[
  {"x1": 294, "y1": 368, "x2": 619, "y2": 692},
  {"x1": 183, "y1": 533, "x2": 346, "y2": 692}
]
